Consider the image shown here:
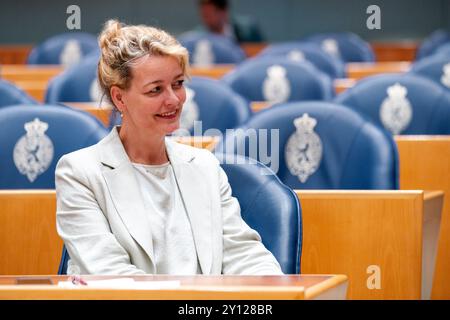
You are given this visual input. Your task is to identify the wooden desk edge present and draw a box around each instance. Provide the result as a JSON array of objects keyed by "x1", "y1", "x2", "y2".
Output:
[
  {"x1": 304, "y1": 274, "x2": 348, "y2": 300},
  {"x1": 0, "y1": 284, "x2": 306, "y2": 300},
  {"x1": 423, "y1": 190, "x2": 445, "y2": 201},
  {"x1": 295, "y1": 189, "x2": 424, "y2": 199}
]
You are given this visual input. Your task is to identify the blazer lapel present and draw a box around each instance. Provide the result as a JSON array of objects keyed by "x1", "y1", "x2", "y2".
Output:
[
  {"x1": 166, "y1": 138, "x2": 213, "y2": 275},
  {"x1": 98, "y1": 128, "x2": 155, "y2": 270}
]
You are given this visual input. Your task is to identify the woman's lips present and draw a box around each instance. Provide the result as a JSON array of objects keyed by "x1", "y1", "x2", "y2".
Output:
[{"x1": 156, "y1": 109, "x2": 178, "y2": 119}]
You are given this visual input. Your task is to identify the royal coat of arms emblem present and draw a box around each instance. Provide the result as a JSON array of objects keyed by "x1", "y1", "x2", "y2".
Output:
[
  {"x1": 193, "y1": 40, "x2": 214, "y2": 67},
  {"x1": 89, "y1": 78, "x2": 103, "y2": 102},
  {"x1": 262, "y1": 65, "x2": 291, "y2": 104},
  {"x1": 321, "y1": 38, "x2": 341, "y2": 60},
  {"x1": 179, "y1": 86, "x2": 199, "y2": 131},
  {"x1": 440, "y1": 63, "x2": 450, "y2": 89},
  {"x1": 285, "y1": 113, "x2": 323, "y2": 183},
  {"x1": 59, "y1": 40, "x2": 82, "y2": 68},
  {"x1": 13, "y1": 118, "x2": 54, "y2": 182},
  {"x1": 379, "y1": 83, "x2": 412, "y2": 134},
  {"x1": 287, "y1": 50, "x2": 306, "y2": 62}
]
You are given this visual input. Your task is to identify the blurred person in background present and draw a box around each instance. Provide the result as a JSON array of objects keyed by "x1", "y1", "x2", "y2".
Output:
[{"x1": 198, "y1": 0, "x2": 264, "y2": 43}]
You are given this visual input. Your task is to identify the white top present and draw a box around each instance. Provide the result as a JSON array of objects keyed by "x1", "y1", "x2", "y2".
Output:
[{"x1": 132, "y1": 162, "x2": 201, "y2": 275}]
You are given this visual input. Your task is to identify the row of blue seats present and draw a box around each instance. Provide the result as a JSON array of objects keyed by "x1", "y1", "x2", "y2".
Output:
[
  {"x1": 25, "y1": 31, "x2": 374, "y2": 70},
  {"x1": 24, "y1": 28, "x2": 450, "y2": 70},
  {"x1": 2, "y1": 51, "x2": 450, "y2": 136}
]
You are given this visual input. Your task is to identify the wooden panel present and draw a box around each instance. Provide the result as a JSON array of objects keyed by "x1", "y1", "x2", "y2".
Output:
[
  {"x1": 297, "y1": 190, "x2": 442, "y2": 300},
  {"x1": 0, "y1": 275, "x2": 348, "y2": 300},
  {"x1": 169, "y1": 136, "x2": 220, "y2": 151},
  {"x1": 63, "y1": 102, "x2": 112, "y2": 127},
  {"x1": 1, "y1": 65, "x2": 63, "y2": 82},
  {"x1": 240, "y1": 43, "x2": 268, "y2": 57},
  {"x1": 0, "y1": 45, "x2": 33, "y2": 64},
  {"x1": 346, "y1": 62, "x2": 411, "y2": 80},
  {"x1": 14, "y1": 80, "x2": 48, "y2": 102},
  {"x1": 334, "y1": 78, "x2": 356, "y2": 94},
  {"x1": 190, "y1": 64, "x2": 234, "y2": 79},
  {"x1": 396, "y1": 136, "x2": 450, "y2": 299},
  {"x1": 0, "y1": 190, "x2": 63, "y2": 275},
  {"x1": 371, "y1": 41, "x2": 418, "y2": 62},
  {"x1": 250, "y1": 101, "x2": 272, "y2": 112},
  {"x1": 0, "y1": 65, "x2": 63, "y2": 102}
]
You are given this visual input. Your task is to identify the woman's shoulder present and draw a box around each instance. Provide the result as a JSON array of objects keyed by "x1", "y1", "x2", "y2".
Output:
[{"x1": 56, "y1": 143, "x2": 102, "y2": 173}]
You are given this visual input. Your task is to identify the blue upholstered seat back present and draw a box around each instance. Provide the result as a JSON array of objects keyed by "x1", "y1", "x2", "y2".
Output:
[
  {"x1": 410, "y1": 55, "x2": 450, "y2": 92},
  {"x1": 305, "y1": 32, "x2": 375, "y2": 62},
  {"x1": 416, "y1": 30, "x2": 450, "y2": 60},
  {"x1": 27, "y1": 32, "x2": 98, "y2": 65},
  {"x1": 0, "y1": 104, "x2": 108, "y2": 189},
  {"x1": 0, "y1": 79, "x2": 37, "y2": 107},
  {"x1": 178, "y1": 31, "x2": 246, "y2": 64},
  {"x1": 45, "y1": 53, "x2": 100, "y2": 103},
  {"x1": 258, "y1": 42, "x2": 346, "y2": 78},
  {"x1": 216, "y1": 101, "x2": 398, "y2": 190},
  {"x1": 222, "y1": 56, "x2": 334, "y2": 103},
  {"x1": 335, "y1": 74, "x2": 450, "y2": 135}
]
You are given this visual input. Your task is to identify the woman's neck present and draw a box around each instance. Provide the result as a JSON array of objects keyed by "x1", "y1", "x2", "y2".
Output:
[{"x1": 118, "y1": 125, "x2": 169, "y2": 165}]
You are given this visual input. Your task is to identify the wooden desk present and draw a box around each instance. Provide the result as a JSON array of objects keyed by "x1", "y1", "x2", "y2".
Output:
[
  {"x1": 334, "y1": 78, "x2": 356, "y2": 94},
  {"x1": 1, "y1": 64, "x2": 63, "y2": 82},
  {"x1": 396, "y1": 136, "x2": 450, "y2": 299},
  {"x1": 0, "y1": 190, "x2": 62, "y2": 275},
  {"x1": 371, "y1": 41, "x2": 418, "y2": 62},
  {"x1": 190, "y1": 64, "x2": 234, "y2": 79},
  {"x1": 346, "y1": 62, "x2": 411, "y2": 80},
  {"x1": 62, "y1": 102, "x2": 112, "y2": 127},
  {"x1": 297, "y1": 190, "x2": 443, "y2": 300},
  {"x1": 0, "y1": 275, "x2": 348, "y2": 300},
  {"x1": 14, "y1": 80, "x2": 48, "y2": 102},
  {"x1": 169, "y1": 136, "x2": 220, "y2": 151},
  {"x1": 240, "y1": 43, "x2": 268, "y2": 58},
  {"x1": 1, "y1": 65, "x2": 63, "y2": 102},
  {"x1": 0, "y1": 45, "x2": 32, "y2": 64}
]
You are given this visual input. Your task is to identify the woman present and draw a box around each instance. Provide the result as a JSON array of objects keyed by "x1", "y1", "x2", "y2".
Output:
[{"x1": 55, "y1": 20, "x2": 282, "y2": 275}]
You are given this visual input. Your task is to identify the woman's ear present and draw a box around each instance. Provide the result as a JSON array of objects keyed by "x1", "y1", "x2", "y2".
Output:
[{"x1": 110, "y1": 86, "x2": 126, "y2": 113}]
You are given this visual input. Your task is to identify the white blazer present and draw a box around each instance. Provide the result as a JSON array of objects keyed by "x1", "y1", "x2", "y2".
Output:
[{"x1": 56, "y1": 128, "x2": 282, "y2": 275}]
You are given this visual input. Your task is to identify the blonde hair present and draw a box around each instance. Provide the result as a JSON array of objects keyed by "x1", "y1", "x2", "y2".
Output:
[{"x1": 97, "y1": 19, "x2": 190, "y2": 106}]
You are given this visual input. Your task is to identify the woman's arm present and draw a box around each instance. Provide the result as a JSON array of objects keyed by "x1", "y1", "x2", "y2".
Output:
[{"x1": 55, "y1": 155, "x2": 146, "y2": 275}]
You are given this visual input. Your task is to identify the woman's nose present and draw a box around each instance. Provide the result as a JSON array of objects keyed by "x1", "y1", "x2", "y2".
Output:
[{"x1": 164, "y1": 87, "x2": 181, "y2": 106}]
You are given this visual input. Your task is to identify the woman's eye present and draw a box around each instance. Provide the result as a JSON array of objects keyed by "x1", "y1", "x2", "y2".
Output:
[
  {"x1": 173, "y1": 80, "x2": 185, "y2": 89},
  {"x1": 147, "y1": 86, "x2": 161, "y2": 94}
]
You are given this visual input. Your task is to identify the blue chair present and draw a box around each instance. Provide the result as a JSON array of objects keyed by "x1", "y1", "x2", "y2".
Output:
[
  {"x1": 335, "y1": 74, "x2": 450, "y2": 135},
  {"x1": 0, "y1": 79, "x2": 37, "y2": 107},
  {"x1": 0, "y1": 104, "x2": 108, "y2": 189},
  {"x1": 27, "y1": 32, "x2": 98, "y2": 66},
  {"x1": 257, "y1": 42, "x2": 346, "y2": 78},
  {"x1": 178, "y1": 31, "x2": 246, "y2": 65},
  {"x1": 416, "y1": 29, "x2": 450, "y2": 60},
  {"x1": 434, "y1": 42, "x2": 450, "y2": 58},
  {"x1": 222, "y1": 57, "x2": 334, "y2": 103},
  {"x1": 173, "y1": 76, "x2": 251, "y2": 136},
  {"x1": 45, "y1": 53, "x2": 101, "y2": 103},
  {"x1": 216, "y1": 101, "x2": 398, "y2": 190},
  {"x1": 59, "y1": 153, "x2": 302, "y2": 274},
  {"x1": 304, "y1": 32, "x2": 375, "y2": 62},
  {"x1": 409, "y1": 54, "x2": 450, "y2": 91}
]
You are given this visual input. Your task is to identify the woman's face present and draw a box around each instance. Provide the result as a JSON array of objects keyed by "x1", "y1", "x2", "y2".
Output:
[{"x1": 119, "y1": 54, "x2": 186, "y2": 137}]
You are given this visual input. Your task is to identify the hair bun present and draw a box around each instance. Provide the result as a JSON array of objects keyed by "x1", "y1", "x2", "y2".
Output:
[{"x1": 99, "y1": 19, "x2": 122, "y2": 51}]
